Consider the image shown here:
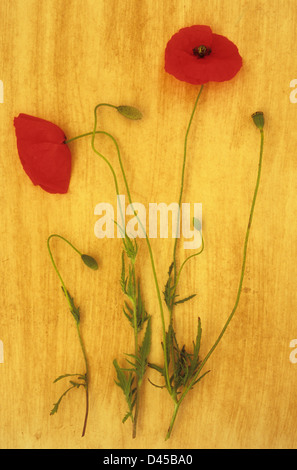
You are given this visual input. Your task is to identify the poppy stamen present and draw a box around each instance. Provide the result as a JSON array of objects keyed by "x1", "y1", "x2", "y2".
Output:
[{"x1": 193, "y1": 45, "x2": 211, "y2": 58}]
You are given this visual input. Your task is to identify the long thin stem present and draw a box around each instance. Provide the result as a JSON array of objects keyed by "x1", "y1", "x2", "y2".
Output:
[
  {"x1": 131, "y1": 267, "x2": 139, "y2": 438},
  {"x1": 65, "y1": 130, "x2": 106, "y2": 144},
  {"x1": 164, "y1": 87, "x2": 204, "y2": 391},
  {"x1": 47, "y1": 234, "x2": 91, "y2": 437},
  {"x1": 90, "y1": 105, "x2": 146, "y2": 436},
  {"x1": 103, "y1": 127, "x2": 172, "y2": 393},
  {"x1": 172, "y1": 85, "x2": 204, "y2": 284},
  {"x1": 173, "y1": 236, "x2": 204, "y2": 299},
  {"x1": 76, "y1": 322, "x2": 89, "y2": 437},
  {"x1": 165, "y1": 402, "x2": 180, "y2": 441},
  {"x1": 90, "y1": 104, "x2": 172, "y2": 393},
  {"x1": 66, "y1": 114, "x2": 169, "y2": 382},
  {"x1": 65, "y1": 103, "x2": 174, "y2": 437},
  {"x1": 47, "y1": 234, "x2": 81, "y2": 310},
  {"x1": 166, "y1": 127, "x2": 265, "y2": 439}
]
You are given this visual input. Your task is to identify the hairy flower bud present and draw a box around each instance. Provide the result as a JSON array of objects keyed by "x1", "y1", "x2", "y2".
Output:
[
  {"x1": 81, "y1": 254, "x2": 98, "y2": 270},
  {"x1": 117, "y1": 105, "x2": 143, "y2": 120}
]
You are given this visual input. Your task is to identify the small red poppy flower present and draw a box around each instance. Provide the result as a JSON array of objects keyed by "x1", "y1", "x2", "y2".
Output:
[
  {"x1": 14, "y1": 114, "x2": 71, "y2": 194},
  {"x1": 165, "y1": 25, "x2": 242, "y2": 85}
]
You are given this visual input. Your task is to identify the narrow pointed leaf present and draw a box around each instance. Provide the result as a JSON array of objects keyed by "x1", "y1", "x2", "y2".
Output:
[{"x1": 174, "y1": 293, "x2": 196, "y2": 305}]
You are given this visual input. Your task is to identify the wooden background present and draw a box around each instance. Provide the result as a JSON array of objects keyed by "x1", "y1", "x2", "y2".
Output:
[{"x1": 1, "y1": 0, "x2": 297, "y2": 450}]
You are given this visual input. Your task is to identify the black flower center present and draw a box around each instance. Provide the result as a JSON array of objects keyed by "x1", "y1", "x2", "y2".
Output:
[{"x1": 193, "y1": 45, "x2": 211, "y2": 58}]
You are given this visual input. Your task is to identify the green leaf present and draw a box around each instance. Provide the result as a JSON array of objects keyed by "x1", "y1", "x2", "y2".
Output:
[
  {"x1": 193, "y1": 317, "x2": 202, "y2": 360},
  {"x1": 148, "y1": 377, "x2": 166, "y2": 389},
  {"x1": 136, "y1": 279, "x2": 149, "y2": 330},
  {"x1": 123, "y1": 304, "x2": 133, "y2": 325},
  {"x1": 191, "y1": 369, "x2": 211, "y2": 388},
  {"x1": 117, "y1": 105, "x2": 143, "y2": 120},
  {"x1": 123, "y1": 234, "x2": 138, "y2": 261},
  {"x1": 113, "y1": 359, "x2": 135, "y2": 424},
  {"x1": 50, "y1": 385, "x2": 76, "y2": 415},
  {"x1": 69, "y1": 380, "x2": 85, "y2": 388},
  {"x1": 163, "y1": 274, "x2": 175, "y2": 309},
  {"x1": 168, "y1": 262, "x2": 174, "y2": 277},
  {"x1": 188, "y1": 317, "x2": 202, "y2": 380},
  {"x1": 122, "y1": 411, "x2": 133, "y2": 423},
  {"x1": 126, "y1": 265, "x2": 136, "y2": 299},
  {"x1": 81, "y1": 254, "x2": 98, "y2": 270},
  {"x1": 137, "y1": 317, "x2": 151, "y2": 382},
  {"x1": 113, "y1": 359, "x2": 128, "y2": 392},
  {"x1": 148, "y1": 362, "x2": 164, "y2": 375},
  {"x1": 61, "y1": 287, "x2": 80, "y2": 323},
  {"x1": 53, "y1": 373, "x2": 85, "y2": 383},
  {"x1": 120, "y1": 251, "x2": 127, "y2": 293},
  {"x1": 174, "y1": 293, "x2": 197, "y2": 305}
]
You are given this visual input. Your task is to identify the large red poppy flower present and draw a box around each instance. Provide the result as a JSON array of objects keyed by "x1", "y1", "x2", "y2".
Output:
[
  {"x1": 14, "y1": 114, "x2": 71, "y2": 194},
  {"x1": 165, "y1": 25, "x2": 242, "y2": 85}
]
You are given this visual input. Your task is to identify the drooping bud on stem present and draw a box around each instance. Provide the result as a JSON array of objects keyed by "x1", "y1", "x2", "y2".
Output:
[
  {"x1": 81, "y1": 254, "x2": 99, "y2": 270},
  {"x1": 117, "y1": 105, "x2": 143, "y2": 120}
]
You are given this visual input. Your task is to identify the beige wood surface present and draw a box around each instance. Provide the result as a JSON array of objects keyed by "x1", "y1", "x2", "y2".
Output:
[{"x1": 1, "y1": 0, "x2": 297, "y2": 449}]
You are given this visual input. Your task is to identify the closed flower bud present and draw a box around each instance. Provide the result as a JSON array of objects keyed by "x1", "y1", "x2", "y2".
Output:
[
  {"x1": 252, "y1": 111, "x2": 264, "y2": 130},
  {"x1": 117, "y1": 105, "x2": 143, "y2": 120},
  {"x1": 193, "y1": 217, "x2": 202, "y2": 232},
  {"x1": 81, "y1": 254, "x2": 98, "y2": 270}
]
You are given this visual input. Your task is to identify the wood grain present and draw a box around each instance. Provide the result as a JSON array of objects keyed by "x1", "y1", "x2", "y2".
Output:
[{"x1": 1, "y1": 0, "x2": 297, "y2": 449}]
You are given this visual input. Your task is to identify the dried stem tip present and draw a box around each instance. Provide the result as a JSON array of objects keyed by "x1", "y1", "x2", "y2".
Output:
[{"x1": 252, "y1": 111, "x2": 264, "y2": 130}]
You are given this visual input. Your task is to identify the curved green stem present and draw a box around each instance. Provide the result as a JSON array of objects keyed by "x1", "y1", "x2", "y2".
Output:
[
  {"x1": 47, "y1": 234, "x2": 91, "y2": 437},
  {"x1": 65, "y1": 130, "x2": 107, "y2": 144},
  {"x1": 189, "y1": 129, "x2": 264, "y2": 387},
  {"x1": 90, "y1": 104, "x2": 172, "y2": 394},
  {"x1": 172, "y1": 236, "x2": 204, "y2": 314},
  {"x1": 91, "y1": 108, "x2": 121, "y2": 196},
  {"x1": 167, "y1": 128, "x2": 265, "y2": 438},
  {"x1": 47, "y1": 234, "x2": 81, "y2": 310},
  {"x1": 172, "y1": 85, "x2": 204, "y2": 283}
]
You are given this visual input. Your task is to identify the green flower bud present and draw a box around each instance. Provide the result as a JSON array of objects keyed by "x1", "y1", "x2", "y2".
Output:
[
  {"x1": 117, "y1": 105, "x2": 143, "y2": 120},
  {"x1": 252, "y1": 111, "x2": 264, "y2": 130},
  {"x1": 193, "y1": 217, "x2": 202, "y2": 232},
  {"x1": 81, "y1": 254, "x2": 98, "y2": 270}
]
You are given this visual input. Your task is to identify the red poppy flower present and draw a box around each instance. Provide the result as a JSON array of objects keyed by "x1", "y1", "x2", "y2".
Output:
[
  {"x1": 14, "y1": 114, "x2": 71, "y2": 194},
  {"x1": 165, "y1": 25, "x2": 242, "y2": 85}
]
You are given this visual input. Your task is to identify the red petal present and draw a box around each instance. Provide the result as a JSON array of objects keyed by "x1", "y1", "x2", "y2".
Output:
[
  {"x1": 14, "y1": 114, "x2": 71, "y2": 194},
  {"x1": 166, "y1": 25, "x2": 212, "y2": 53},
  {"x1": 205, "y1": 33, "x2": 243, "y2": 82},
  {"x1": 14, "y1": 114, "x2": 66, "y2": 144},
  {"x1": 165, "y1": 25, "x2": 242, "y2": 85}
]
